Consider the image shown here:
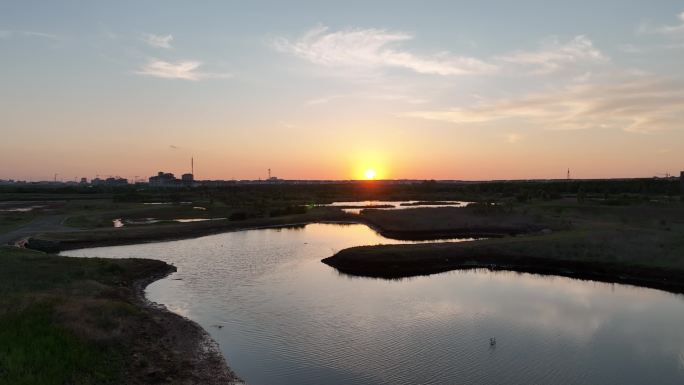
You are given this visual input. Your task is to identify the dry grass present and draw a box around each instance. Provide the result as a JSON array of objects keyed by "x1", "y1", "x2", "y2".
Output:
[
  {"x1": 0, "y1": 247, "x2": 172, "y2": 385},
  {"x1": 359, "y1": 204, "x2": 566, "y2": 237}
]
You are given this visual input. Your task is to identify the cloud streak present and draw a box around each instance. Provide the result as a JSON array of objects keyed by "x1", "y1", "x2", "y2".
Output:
[
  {"x1": 0, "y1": 30, "x2": 60, "y2": 41},
  {"x1": 135, "y1": 59, "x2": 231, "y2": 80},
  {"x1": 405, "y1": 78, "x2": 684, "y2": 133},
  {"x1": 639, "y1": 11, "x2": 684, "y2": 37},
  {"x1": 274, "y1": 25, "x2": 497, "y2": 76},
  {"x1": 499, "y1": 35, "x2": 607, "y2": 74},
  {"x1": 275, "y1": 25, "x2": 608, "y2": 77},
  {"x1": 144, "y1": 33, "x2": 173, "y2": 49}
]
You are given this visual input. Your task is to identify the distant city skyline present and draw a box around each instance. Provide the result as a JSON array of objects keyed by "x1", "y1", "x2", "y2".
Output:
[{"x1": 2, "y1": 1, "x2": 683, "y2": 181}]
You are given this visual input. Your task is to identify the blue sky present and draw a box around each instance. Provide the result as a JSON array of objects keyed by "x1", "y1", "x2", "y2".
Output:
[{"x1": 1, "y1": 1, "x2": 683, "y2": 180}]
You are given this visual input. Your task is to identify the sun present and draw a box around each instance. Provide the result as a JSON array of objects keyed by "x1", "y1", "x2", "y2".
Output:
[{"x1": 364, "y1": 169, "x2": 377, "y2": 180}]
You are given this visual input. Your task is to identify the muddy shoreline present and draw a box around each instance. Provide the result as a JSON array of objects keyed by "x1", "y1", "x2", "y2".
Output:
[{"x1": 127, "y1": 262, "x2": 243, "y2": 384}]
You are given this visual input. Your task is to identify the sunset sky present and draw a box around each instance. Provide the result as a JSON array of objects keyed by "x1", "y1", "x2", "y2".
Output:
[{"x1": 2, "y1": 1, "x2": 683, "y2": 181}]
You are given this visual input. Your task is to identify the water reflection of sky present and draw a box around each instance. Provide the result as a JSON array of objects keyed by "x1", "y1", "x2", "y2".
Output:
[
  {"x1": 325, "y1": 200, "x2": 470, "y2": 214},
  {"x1": 64, "y1": 223, "x2": 684, "y2": 385}
]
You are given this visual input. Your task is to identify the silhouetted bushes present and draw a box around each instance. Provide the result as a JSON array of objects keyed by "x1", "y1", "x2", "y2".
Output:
[
  {"x1": 269, "y1": 205, "x2": 307, "y2": 217},
  {"x1": 229, "y1": 211, "x2": 248, "y2": 221}
]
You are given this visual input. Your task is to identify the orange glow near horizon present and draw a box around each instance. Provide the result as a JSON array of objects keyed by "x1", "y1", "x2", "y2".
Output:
[
  {"x1": 349, "y1": 150, "x2": 389, "y2": 180},
  {"x1": 3, "y1": 122, "x2": 683, "y2": 181}
]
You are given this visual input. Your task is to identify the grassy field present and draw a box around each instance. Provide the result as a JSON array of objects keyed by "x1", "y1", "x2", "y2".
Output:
[
  {"x1": 0, "y1": 214, "x2": 34, "y2": 234},
  {"x1": 0, "y1": 247, "x2": 171, "y2": 385},
  {"x1": 358, "y1": 202, "x2": 567, "y2": 239},
  {"x1": 0, "y1": 202, "x2": 64, "y2": 234},
  {"x1": 55, "y1": 197, "x2": 265, "y2": 229},
  {"x1": 0, "y1": 193, "x2": 337, "y2": 249},
  {"x1": 28, "y1": 206, "x2": 353, "y2": 251}
]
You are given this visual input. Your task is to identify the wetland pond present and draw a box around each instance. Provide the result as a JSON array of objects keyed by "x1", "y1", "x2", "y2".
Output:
[{"x1": 64, "y1": 223, "x2": 684, "y2": 385}]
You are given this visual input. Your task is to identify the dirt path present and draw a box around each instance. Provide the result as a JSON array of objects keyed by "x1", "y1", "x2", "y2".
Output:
[{"x1": 0, "y1": 215, "x2": 73, "y2": 246}]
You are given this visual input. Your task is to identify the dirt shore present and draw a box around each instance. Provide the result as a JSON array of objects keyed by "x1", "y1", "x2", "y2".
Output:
[
  {"x1": 0, "y1": 246, "x2": 244, "y2": 384},
  {"x1": 127, "y1": 262, "x2": 243, "y2": 385}
]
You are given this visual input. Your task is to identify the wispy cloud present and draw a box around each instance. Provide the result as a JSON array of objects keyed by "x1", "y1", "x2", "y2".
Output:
[
  {"x1": 274, "y1": 25, "x2": 497, "y2": 76},
  {"x1": 144, "y1": 33, "x2": 173, "y2": 49},
  {"x1": 169, "y1": 144, "x2": 180, "y2": 150},
  {"x1": 275, "y1": 26, "x2": 607, "y2": 77},
  {"x1": 405, "y1": 77, "x2": 684, "y2": 133},
  {"x1": 638, "y1": 11, "x2": 684, "y2": 37},
  {"x1": 135, "y1": 59, "x2": 231, "y2": 81},
  {"x1": 500, "y1": 36, "x2": 607, "y2": 74},
  {"x1": 306, "y1": 95, "x2": 340, "y2": 105},
  {"x1": 0, "y1": 30, "x2": 60, "y2": 41},
  {"x1": 137, "y1": 60, "x2": 202, "y2": 80}
]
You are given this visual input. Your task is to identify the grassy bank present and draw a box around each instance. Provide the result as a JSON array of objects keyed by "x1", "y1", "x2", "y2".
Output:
[
  {"x1": 325, "y1": 200, "x2": 684, "y2": 293},
  {"x1": 27, "y1": 207, "x2": 354, "y2": 252},
  {"x1": 0, "y1": 247, "x2": 169, "y2": 384},
  {"x1": 0, "y1": 247, "x2": 239, "y2": 385}
]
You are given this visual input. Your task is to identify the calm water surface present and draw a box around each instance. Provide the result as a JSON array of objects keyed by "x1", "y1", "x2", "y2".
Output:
[
  {"x1": 325, "y1": 200, "x2": 470, "y2": 214},
  {"x1": 64, "y1": 224, "x2": 684, "y2": 385}
]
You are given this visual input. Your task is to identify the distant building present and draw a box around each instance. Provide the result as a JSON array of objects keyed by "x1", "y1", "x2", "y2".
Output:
[
  {"x1": 90, "y1": 177, "x2": 126, "y2": 186},
  {"x1": 80, "y1": 177, "x2": 88, "y2": 184},
  {"x1": 149, "y1": 171, "x2": 179, "y2": 187},
  {"x1": 181, "y1": 173, "x2": 194, "y2": 185},
  {"x1": 681, "y1": 171, "x2": 684, "y2": 193},
  {"x1": 105, "y1": 177, "x2": 128, "y2": 186}
]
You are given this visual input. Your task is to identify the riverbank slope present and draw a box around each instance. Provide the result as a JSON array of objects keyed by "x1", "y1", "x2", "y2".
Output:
[{"x1": 0, "y1": 247, "x2": 241, "y2": 385}]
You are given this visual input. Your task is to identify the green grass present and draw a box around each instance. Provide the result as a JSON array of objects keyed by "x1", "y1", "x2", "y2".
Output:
[
  {"x1": 0, "y1": 247, "x2": 170, "y2": 385},
  {"x1": 0, "y1": 305, "x2": 120, "y2": 385},
  {"x1": 0, "y1": 248, "x2": 165, "y2": 294}
]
